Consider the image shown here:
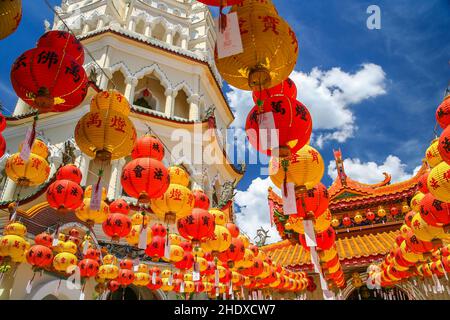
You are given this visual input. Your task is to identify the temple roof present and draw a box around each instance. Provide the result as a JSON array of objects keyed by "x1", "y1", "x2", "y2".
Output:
[{"x1": 262, "y1": 230, "x2": 399, "y2": 270}]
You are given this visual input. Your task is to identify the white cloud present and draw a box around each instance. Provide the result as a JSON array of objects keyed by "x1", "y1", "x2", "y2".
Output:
[
  {"x1": 327, "y1": 155, "x2": 422, "y2": 184},
  {"x1": 234, "y1": 177, "x2": 282, "y2": 245},
  {"x1": 226, "y1": 63, "x2": 387, "y2": 148}
]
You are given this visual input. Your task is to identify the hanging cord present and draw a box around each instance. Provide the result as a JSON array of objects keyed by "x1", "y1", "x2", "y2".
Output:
[{"x1": 43, "y1": 0, "x2": 117, "y2": 90}]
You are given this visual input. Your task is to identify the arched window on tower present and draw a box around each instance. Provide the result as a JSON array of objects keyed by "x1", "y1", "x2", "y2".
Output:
[
  {"x1": 173, "y1": 90, "x2": 190, "y2": 120},
  {"x1": 133, "y1": 75, "x2": 166, "y2": 113},
  {"x1": 172, "y1": 31, "x2": 182, "y2": 47},
  {"x1": 107, "y1": 70, "x2": 126, "y2": 95},
  {"x1": 134, "y1": 88, "x2": 158, "y2": 111},
  {"x1": 135, "y1": 20, "x2": 146, "y2": 35}
]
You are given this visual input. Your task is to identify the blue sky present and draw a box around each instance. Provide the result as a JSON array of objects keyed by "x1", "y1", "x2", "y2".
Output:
[{"x1": 0, "y1": 1, "x2": 449, "y2": 240}]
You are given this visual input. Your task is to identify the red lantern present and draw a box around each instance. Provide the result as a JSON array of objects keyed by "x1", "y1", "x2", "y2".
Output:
[
  {"x1": 366, "y1": 210, "x2": 375, "y2": 221},
  {"x1": 102, "y1": 213, "x2": 132, "y2": 241},
  {"x1": 419, "y1": 193, "x2": 450, "y2": 227},
  {"x1": 145, "y1": 236, "x2": 165, "y2": 260},
  {"x1": 10, "y1": 46, "x2": 88, "y2": 112},
  {"x1": 109, "y1": 199, "x2": 130, "y2": 215},
  {"x1": 225, "y1": 223, "x2": 240, "y2": 238},
  {"x1": 405, "y1": 211, "x2": 415, "y2": 227},
  {"x1": 202, "y1": 261, "x2": 215, "y2": 276},
  {"x1": 342, "y1": 216, "x2": 352, "y2": 227},
  {"x1": 0, "y1": 114, "x2": 6, "y2": 132},
  {"x1": 175, "y1": 251, "x2": 195, "y2": 270},
  {"x1": 252, "y1": 78, "x2": 297, "y2": 103},
  {"x1": 34, "y1": 232, "x2": 53, "y2": 247},
  {"x1": 218, "y1": 237, "x2": 245, "y2": 268},
  {"x1": 119, "y1": 259, "x2": 134, "y2": 270},
  {"x1": 240, "y1": 258, "x2": 263, "y2": 277},
  {"x1": 131, "y1": 134, "x2": 165, "y2": 161},
  {"x1": 220, "y1": 268, "x2": 232, "y2": 283},
  {"x1": 249, "y1": 244, "x2": 259, "y2": 256},
  {"x1": 179, "y1": 241, "x2": 193, "y2": 253},
  {"x1": 78, "y1": 258, "x2": 99, "y2": 278},
  {"x1": 299, "y1": 227, "x2": 336, "y2": 251},
  {"x1": 36, "y1": 31, "x2": 85, "y2": 64},
  {"x1": 121, "y1": 157, "x2": 169, "y2": 203},
  {"x1": 436, "y1": 95, "x2": 450, "y2": 129},
  {"x1": 192, "y1": 189, "x2": 210, "y2": 210},
  {"x1": 84, "y1": 248, "x2": 101, "y2": 262},
  {"x1": 56, "y1": 164, "x2": 82, "y2": 184},
  {"x1": 390, "y1": 207, "x2": 399, "y2": 216},
  {"x1": 151, "y1": 223, "x2": 167, "y2": 237},
  {"x1": 195, "y1": 281, "x2": 205, "y2": 293},
  {"x1": 295, "y1": 183, "x2": 329, "y2": 218},
  {"x1": 417, "y1": 172, "x2": 429, "y2": 194},
  {"x1": 26, "y1": 244, "x2": 53, "y2": 268},
  {"x1": 177, "y1": 208, "x2": 215, "y2": 244},
  {"x1": 245, "y1": 96, "x2": 312, "y2": 156},
  {"x1": 46, "y1": 179, "x2": 84, "y2": 212}
]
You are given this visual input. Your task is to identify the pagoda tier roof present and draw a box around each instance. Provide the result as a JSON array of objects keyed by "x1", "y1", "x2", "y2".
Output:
[{"x1": 261, "y1": 230, "x2": 399, "y2": 271}]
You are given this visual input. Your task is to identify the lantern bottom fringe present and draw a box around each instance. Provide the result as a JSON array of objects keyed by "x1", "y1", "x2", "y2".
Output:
[
  {"x1": 138, "y1": 192, "x2": 150, "y2": 204},
  {"x1": 248, "y1": 66, "x2": 271, "y2": 90},
  {"x1": 95, "y1": 150, "x2": 112, "y2": 162},
  {"x1": 34, "y1": 87, "x2": 54, "y2": 111}
]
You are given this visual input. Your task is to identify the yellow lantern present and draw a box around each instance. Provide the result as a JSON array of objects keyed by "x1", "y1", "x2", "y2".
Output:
[
  {"x1": 209, "y1": 208, "x2": 228, "y2": 226},
  {"x1": 399, "y1": 241, "x2": 422, "y2": 264},
  {"x1": 0, "y1": 222, "x2": 29, "y2": 263},
  {"x1": 161, "y1": 277, "x2": 174, "y2": 291},
  {"x1": 328, "y1": 262, "x2": 341, "y2": 274},
  {"x1": 238, "y1": 234, "x2": 250, "y2": 248},
  {"x1": 53, "y1": 252, "x2": 78, "y2": 273},
  {"x1": 354, "y1": 213, "x2": 364, "y2": 224},
  {"x1": 0, "y1": 0, "x2": 22, "y2": 40},
  {"x1": 130, "y1": 212, "x2": 149, "y2": 226},
  {"x1": 428, "y1": 161, "x2": 450, "y2": 202},
  {"x1": 410, "y1": 213, "x2": 446, "y2": 242},
  {"x1": 168, "y1": 233, "x2": 182, "y2": 246},
  {"x1": 269, "y1": 144, "x2": 324, "y2": 190},
  {"x1": 215, "y1": 0, "x2": 298, "y2": 91},
  {"x1": 410, "y1": 192, "x2": 425, "y2": 211},
  {"x1": 161, "y1": 269, "x2": 172, "y2": 279},
  {"x1": 167, "y1": 244, "x2": 184, "y2": 263},
  {"x1": 400, "y1": 224, "x2": 411, "y2": 235},
  {"x1": 5, "y1": 139, "x2": 50, "y2": 187},
  {"x1": 196, "y1": 256, "x2": 208, "y2": 272},
  {"x1": 184, "y1": 281, "x2": 195, "y2": 293},
  {"x1": 201, "y1": 225, "x2": 231, "y2": 255},
  {"x1": 319, "y1": 247, "x2": 337, "y2": 262},
  {"x1": 150, "y1": 166, "x2": 194, "y2": 223},
  {"x1": 331, "y1": 217, "x2": 340, "y2": 228},
  {"x1": 425, "y1": 139, "x2": 442, "y2": 168},
  {"x1": 289, "y1": 209, "x2": 331, "y2": 234},
  {"x1": 54, "y1": 240, "x2": 77, "y2": 255},
  {"x1": 75, "y1": 194, "x2": 109, "y2": 226},
  {"x1": 269, "y1": 274, "x2": 281, "y2": 288},
  {"x1": 125, "y1": 225, "x2": 152, "y2": 246},
  {"x1": 401, "y1": 203, "x2": 410, "y2": 214},
  {"x1": 75, "y1": 110, "x2": 136, "y2": 161},
  {"x1": 98, "y1": 254, "x2": 119, "y2": 280},
  {"x1": 377, "y1": 206, "x2": 386, "y2": 217}
]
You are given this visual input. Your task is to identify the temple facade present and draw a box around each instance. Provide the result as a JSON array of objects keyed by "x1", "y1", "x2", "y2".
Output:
[{"x1": 263, "y1": 150, "x2": 449, "y2": 300}]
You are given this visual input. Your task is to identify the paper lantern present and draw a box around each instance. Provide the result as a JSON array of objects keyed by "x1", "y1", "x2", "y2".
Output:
[
  {"x1": 246, "y1": 96, "x2": 312, "y2": 157},
  {"x1": 78, "y1": 257, "x2": 100, "y2": 278},
  {"x1": 75, "y1": 188, "x2": 109, "y2": 226},
  {"x1": 209, "y1": 208, "x2": 228, "y2": 226},
  {"x1": 47, "y1": 179, "x2": 84, "y2": 212},
  {"x1": 269, "y1": 144, "x2": 324, "y2": 190},
  {"x1": 419, "y1": 193, "x2": 450, "y2": 227},
  {"x1": 11, "y1": 46, "x2": 88, "y2": 112},
  {"x1": 377, "y1": 207, "x2": 386, "y2": 218},
  {"x1": 215, "y1": 0, "x2": 298, "y2": 91},
  {"x1": 131, "y1": 134, "x2": 165, "y2": 161},
  {"x1": 98, "y1": 255, "x2": 119, "y2": 280},
  {"x1": 287, "y1": 209, "x2": 331, "y2": 234},
  {"x1": 417, "y1": 172, "x2": 429, "y2": 194},
  {"x1": 102, "y1": 213, "x2": 132, "y2": 241},
  {"x1": 342, "y1": 216, "x2": 352, "y2": 227},
  {"x1": 405, "y1": 231, "x2": 435, "y2": 254},
  {"x1": 436, "y1": 94, "x2": 450, "y2": 129},
  {"x1": 410, "y1": 192, "x2": 425, "y2": 212},
  {"x1": 405, "y1": 211, "x2": 415, "y2": 228},
  {"x1": 177, "y1": 208, "x2": 215, "y2": 244},
  {"x1": 174, "y1": 251, "x2": 195, "y2": 270},
  {"x1": 145, "y1": 236, "x2": 166, "y2": 260},
  {"x1": 235, "y1": 248, "x2": 255, "y2": 269},
  {"x1": 218, "y1": 237, "x2": 245, "y2": 268},
  {"x1": 75, "y1": 110, "x2": 136, "y2": 161},
  {"x1": 26, "y1": 237, "x2": 53, "y2": 268},
  {"x1": 0, "y1": 0, "x2": 22, "y2": 40},
  {"x1": 56, "y1": 164, "x2": 82, "y2": 184},
  {"x1": 53, "y1": 240, "x2": 78, "y2": 273},
  {"x1": 354, "y1": 213, "x2": 364, "y2": 224},
  {"x1": 192, "y1": 189, "x2": 210, "y2": 210},
  {"x1": 425, "y1": 139, "x2": 442, "y2": 168},
  {"x1": 299, "y1": 227, "x2": 336, "y2": 251},
  {"x1": 366, "y1": 210, "x2": 375, "y2": 221},
  {"x1": 36, "y1": 30, "x2": 84, "y2": 64},
  {"x1": 5, "y1": 139, "x2": 50, "y2": 186},
  {"x1": 428, "y1": 162, "x2": 450, "y2": 202},
  {"x1": 410, "y1": 213, "x2": 446, "y2": 242},
  {"x1": 438, "y1": 126, "x2": 450, "y2": 165},
  {"x1": 0, "y1": 222, "x2": 29, "y2": 263},
  {"x1": 150, "y1": 166, "x2": 194, "y2": 223},
  {"x1": 252, "y1": 78, "x2": 297, "y2": 103}
]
